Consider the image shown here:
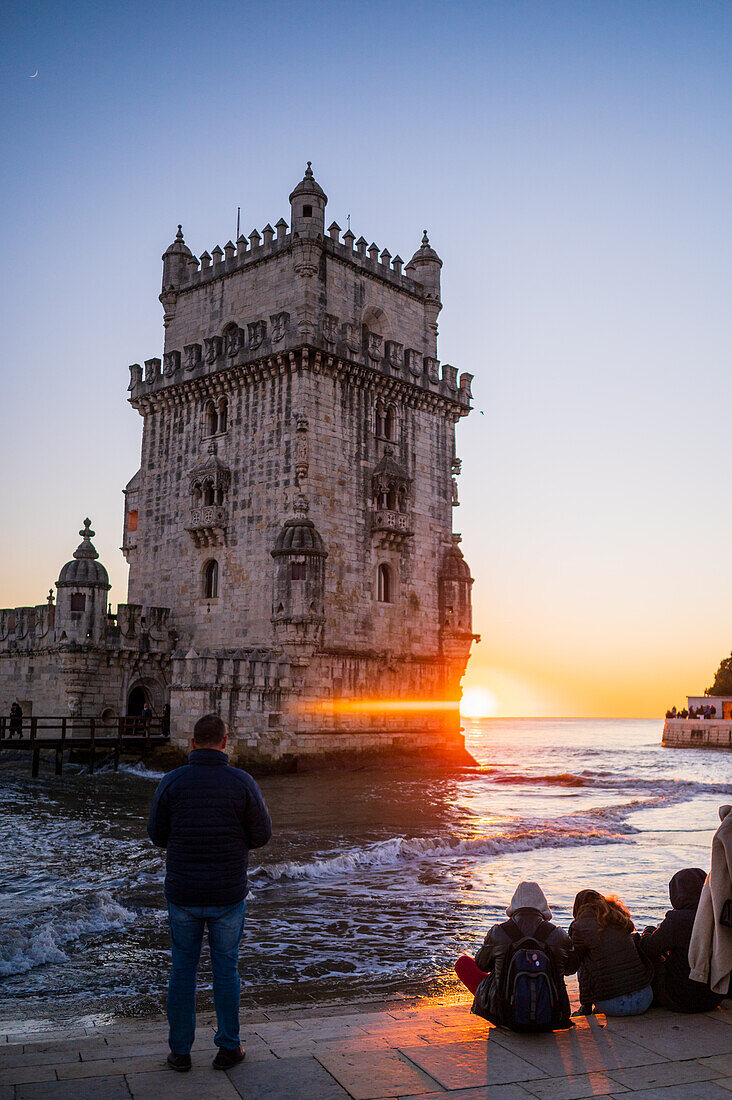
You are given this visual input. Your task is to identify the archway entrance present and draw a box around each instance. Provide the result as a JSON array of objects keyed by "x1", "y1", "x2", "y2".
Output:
[{"x1": 127, "y1": 685, "x2": 149, "y2": 716}]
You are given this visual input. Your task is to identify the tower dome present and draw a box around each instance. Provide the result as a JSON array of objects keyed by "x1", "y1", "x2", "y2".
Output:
[
  {"x1": 272, "y1": 495, "x2": 327, "y2": 556},
  {"x1": 56, "y1": 519, "x2": 110, "y2": 589},
  {"x1": 406, "y1": 229, "x2": 442, "y2": 300}
]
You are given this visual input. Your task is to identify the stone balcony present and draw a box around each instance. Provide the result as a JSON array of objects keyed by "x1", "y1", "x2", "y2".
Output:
[
  {"x1": 371, "y1": 507, "x2": 413, "y2": 548},
  {"x1": 185, "y1": 505, "x2": 228, "y2": 548}
]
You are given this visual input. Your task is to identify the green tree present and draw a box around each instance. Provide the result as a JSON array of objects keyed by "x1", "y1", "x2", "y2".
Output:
[{"x1": 707, "y1": 653, "x2": 732, "y2": 696}]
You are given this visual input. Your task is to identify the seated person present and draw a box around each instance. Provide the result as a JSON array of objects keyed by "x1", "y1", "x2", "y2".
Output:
[
  {"x1": 642, "y1": 867, "x2": 724, "y2": 1013},
  {"x1": 570, "y1": 890, "x2": 653, "y2": 1016},
  {"x1": 455, "y1": 881, "x2": 574, "y2": 1031}
]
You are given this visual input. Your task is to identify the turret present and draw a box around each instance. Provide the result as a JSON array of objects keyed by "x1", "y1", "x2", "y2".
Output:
[
  {"x1": 406, "y1": 230, "x2": 443, "y2": 356},
  {"x1": 289, "y1": 162, "x2": 327, "y2": 238},
  {"x1": 54, "y1": 519, "x2": 111, "y2": 645},
  {"x1": 161, "y1": 225, "x2": 192, "y2": 291}
]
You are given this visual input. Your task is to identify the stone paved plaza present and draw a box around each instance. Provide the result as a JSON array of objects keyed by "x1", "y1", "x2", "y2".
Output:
[{"x1": 4, "y1": 984, "x2": 732, "y2": 1099}]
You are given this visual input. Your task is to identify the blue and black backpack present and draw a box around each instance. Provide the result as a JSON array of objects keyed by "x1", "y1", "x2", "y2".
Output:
[{"x1": 496, "y1": 919, "x2": 567, "y2": 1032}]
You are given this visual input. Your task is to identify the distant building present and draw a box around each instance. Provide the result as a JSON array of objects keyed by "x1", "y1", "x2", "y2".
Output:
[{"x1": 0, "y1": 166, "x2": 479, "y2": 767}]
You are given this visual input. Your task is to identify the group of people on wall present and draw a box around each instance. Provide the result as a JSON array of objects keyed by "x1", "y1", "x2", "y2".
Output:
[
  {"x1": 666, "y1": 704, "x2": 718, "y2": 719},
  {"x1": 455, "y1": 805, "x2": 732, "y2": 1033}
]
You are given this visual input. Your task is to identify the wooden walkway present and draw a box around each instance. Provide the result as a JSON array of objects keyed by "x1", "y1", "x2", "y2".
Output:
[{"x1": 0, "y1": 716, "x2": 169, "y2": 776}]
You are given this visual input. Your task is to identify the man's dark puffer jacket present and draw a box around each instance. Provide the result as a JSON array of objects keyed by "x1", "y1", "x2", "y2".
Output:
[{"x1": 147, "y1": 748, "x2": 272, "y2": 907}]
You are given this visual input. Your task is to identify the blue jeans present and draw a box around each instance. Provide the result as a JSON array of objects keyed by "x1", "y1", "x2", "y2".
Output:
[
  {"x1": 595, "y1": 984, "x2": 653, "y2": 1017},
  {"x1": 167, "y1": 900, "x2": 246, "y2": 1054}
]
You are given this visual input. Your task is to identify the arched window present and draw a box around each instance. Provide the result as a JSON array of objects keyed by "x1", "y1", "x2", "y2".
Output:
[
  {"x1": 386, "y1": 488, "x2": 397, "y2": 510},
  {"x1": 204, "y1": 400, "x2": 218, "y2": 436},
  {"x1": 377, "y1": 563, "x2": 393, "y2": 604},
  {"x1": 217, "y1": 396, "x2": 228, "y2": 434},
  {"x1": 203, "y1": 481, "x2": 215, "y2": 506},
  {"x1": 384, "y1": 405, "x2": 397, "y2": 441},
  {"x1": 203, "y1": 559, "x2": 219, "y2": 599}
]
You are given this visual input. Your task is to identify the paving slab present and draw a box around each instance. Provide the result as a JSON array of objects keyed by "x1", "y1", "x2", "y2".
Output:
[
  {"x1": 126, "y1": 1065, "x2": 241, "y2": 1099},
  {"x1": 521, "y1": 1071, "x2": 629, "y2": 1099},
  {"x1": 56, "y1": 1053, "x2": 164, "y2": 1078},
  {"x1": 0, "y1": 1062, "x2": 58, "y2": 1086},
  {"x1": 399, "y1": 1087, "x2": 536, "y2": 1100},
  {"x1": 605, "y1": 1015, "x2": 732, "y2": 1059},
  {"x1": 609, "y1": 1057, "x2": 723, "y2": 1089},
  {"x1": 700, "y1": 1054, "x2": 732, "y2": 1076},
  {"x1": 226, "y1": 1054, "x2": 353, "y2": 1098},
  {"x1": 399, "y1": 1038, "x2": 548, "y2": 1090},
  {"x1": 487, "y1": 1019, "x2": 664, "y2": 1077},
  {"x1": 605, "y1": 1084, "x2": 732, "y2": 1100},
  {"x1": 315, "y1": 1049, "x2": 442, "y2": 1099},
  {"x1": 15, "y1": 1080, "x2": 132, "y2": 1100}
]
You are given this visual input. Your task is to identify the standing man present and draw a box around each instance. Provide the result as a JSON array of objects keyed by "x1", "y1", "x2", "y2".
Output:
[
  {"x1": 148, "y1": 713, "x2": 272, "y2": 1072},
  {"x1": 8, "y1": 701, "x2": 22, "y2": 739}
]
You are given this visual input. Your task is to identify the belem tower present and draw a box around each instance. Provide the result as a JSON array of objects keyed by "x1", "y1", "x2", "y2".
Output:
[{"x1": 0, "y1": 166, "x2": 479, "y2": 768}]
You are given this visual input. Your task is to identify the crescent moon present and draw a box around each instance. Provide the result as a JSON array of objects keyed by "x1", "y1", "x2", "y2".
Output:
[{"x1": 30, "y1": 70, "x2": 38, "y2": 78}]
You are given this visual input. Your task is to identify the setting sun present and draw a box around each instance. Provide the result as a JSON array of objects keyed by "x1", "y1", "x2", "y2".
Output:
[{"x1": 460, "y1": 686, "x2": 499, "y2": 719}]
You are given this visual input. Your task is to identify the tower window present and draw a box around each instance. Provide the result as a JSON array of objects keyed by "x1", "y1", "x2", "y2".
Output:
[
  {"x1": 291, "y1": 562, "x2": 307, "y2": 580},
  {"x1": 302, "y1": 205, "x2": 313, "y2": 218},
  {"x1": 70, "y1": 593, "x2": 86, "y2": 612},
  {"x1": 384, "y1": 405, "x2": 397, "y2": 441},
  {"x1": 204, "y1": 400, "x2": 218, "y2": 436},
  {"x1": 217, "y1": 396, "x2": 228, "y2": 434},
  {"x1": 203, "y1": 559, "x2": 219, "y2": 599},
  {"x1": 126, "y1": 509, "x2": 138, "y2": 532},
  {"x1": 377, "y1": 563, "x2": 393, "y2": 604}
]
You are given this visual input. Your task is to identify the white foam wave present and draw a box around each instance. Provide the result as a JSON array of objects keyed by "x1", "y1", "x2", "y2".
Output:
[
  {"x1": 118, "y1": 762, "x2": 166, "y2": 780},
  {"x1": 0, "y1": 891, "x2": 136, "y2": 977},
  {"x1": 255, "y1": 820, "x2": 631, "y2": 884}
]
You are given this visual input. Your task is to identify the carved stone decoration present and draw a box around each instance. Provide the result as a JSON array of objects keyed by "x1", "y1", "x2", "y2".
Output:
[
  {"x1": 248, "y1": 319, "x2": 267, "y2": 350},
  {"x1": 204, "y1": 336, "x2": 222, "y2": 365},
  {"x1": 425, "y1": 356, "x2": 440, "y2": 383},
  {"x1": 459, "y1": 372, "x2": 474, "y2": 400},
  {"x1": 295, "y1": 414, "x2": 309, "y2": 484},
  {"x1": 321, "y1": 313, "x2": 339, "y2": 347},
  {"x1": 451, "y1": 457, "x2": 462, "y2": 475},
  {"x1": 405, "y1": 349, "x2": 423, "y2": 377},
  {"x1": 184, "y1": 343, "x2": 202, "y2": 371},
  {"x1": 442, "y1": 364, "x2": 458, "y2": 391},
  {"x1": 371, "y1": 447, "x2": 413, "y2": 548},
  {"x1": 270, "y1": 311, "x2": 289, "y2": 343},
  {"x1": 292, "y1": 237, "x2": 321, "y2": 278},
  {"x1": 224, "y1": 325, "x2": 241, "y2": 358},
  {"x1": 144, "y1": 358, "x2": 161, "y2": 384},
  {"x1": 385, "y1": 340, "x2": 404, "y2": 370},
  {"x1": 451, "y1": 477, "x2": 459, "y2": 506},
  {"x1": 366, "y1": 331, "x2": 383, "y2": 362},
  {"x1": 186, "y1": 444, "x2": 232, "y2": 548},
  {"x1": 163, "y1": 350, "x2": 181, "y2": 377},
  {"x1": 128, "y1": 363, "x2": 142, "y2": 390},
  {"x1": 343, "y1": 322, "x2": 361, "y2": 354}
]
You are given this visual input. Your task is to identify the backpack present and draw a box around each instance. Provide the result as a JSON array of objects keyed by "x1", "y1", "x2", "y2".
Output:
[{"x1": 496, "y1": 919, "x2": 567, "y2": 1032}]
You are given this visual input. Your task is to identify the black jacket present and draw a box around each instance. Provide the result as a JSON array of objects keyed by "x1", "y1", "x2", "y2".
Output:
[
  {"x1": 472, "y1": 908, "x2": 575, "y2": 1023},
  {"x1": 570, "y1": 913, "x2": 652, "y2": 1005},
  {"x1": 641, "y1": 867, "x2": 725, "y2": 1013},
  {"x1": 147, "y1": 748, "x2": 272, "y2": 906}
]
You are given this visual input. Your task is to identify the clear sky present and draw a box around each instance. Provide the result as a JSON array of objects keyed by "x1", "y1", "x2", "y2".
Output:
[{"x1": 2, "y1": 0, "x2": 731, "y2": 717}]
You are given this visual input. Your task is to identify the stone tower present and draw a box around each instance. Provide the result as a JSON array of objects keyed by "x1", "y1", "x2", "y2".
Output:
[{"x1": 124, "y1": 165, "x2": 478, "y2": 766}]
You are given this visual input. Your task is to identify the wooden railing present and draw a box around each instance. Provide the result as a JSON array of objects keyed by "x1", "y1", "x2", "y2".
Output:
[{"x1": 0, "y1": 715, "x2": 169, "y2": 776}]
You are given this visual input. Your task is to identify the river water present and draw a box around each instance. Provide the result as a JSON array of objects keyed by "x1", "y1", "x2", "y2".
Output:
[{"x1": 0, "y1": 718, "x2": 729, "y2": 1032}]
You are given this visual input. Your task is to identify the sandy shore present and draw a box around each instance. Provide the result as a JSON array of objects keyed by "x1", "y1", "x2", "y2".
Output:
[{"x1": 3, "y1": 979, "x2": 732, "y2": 1098}]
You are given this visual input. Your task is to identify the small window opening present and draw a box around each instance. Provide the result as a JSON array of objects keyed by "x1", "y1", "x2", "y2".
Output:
[
  {"x1": 217, "y1": 396, "x2": 228, "y2": 433},
  {"x1": 204, "y1": 400, "x2": 218, "y2": 436},
  {"x1": 203, "y1": 559, "x2": 219, "y2": 599},
  {"x1": 384, "y1": 406, "x2": 396, "y2": 441},
  {"x1": 302, "y1": 204, "x2": 313, "y2": 218},
  {"x1": 70, "y1": 593, "x2": 86, "y2": 612},
  {"x1": 126, "y1": 509, "x2": 138, "y2": 532},
  {"x1": 203, "y1": 482, "x2": 215, "y2": 506},
  {"x1": 377, "y1": 563, "x2": 393, "y2": 604},
  {"x1": 291, "y1": 562, "x2": 307, "y2": 580}
]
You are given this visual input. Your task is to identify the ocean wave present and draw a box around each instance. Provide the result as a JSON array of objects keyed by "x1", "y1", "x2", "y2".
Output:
[
  {"x1": 0, "y1": 891, "x2": 136, "y2": 977},
  {"x1": 487, "y1": 771, "x2": 732, "y2": 797},
  {"x1": 117, "y1": 762, "x2": 166, "y2": 780},
  {"x1": 254, "y1": 819, "x2": 632, "y2": 884}
]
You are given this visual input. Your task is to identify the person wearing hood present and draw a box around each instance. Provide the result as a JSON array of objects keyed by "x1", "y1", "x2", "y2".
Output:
[
  {"x1": 569, "y1": 890, "x2": 653, "y2": 1017},
  {"x1": 689, "y1": 805, "x2": 732, "y2": 996},
  {"x1": 454, "y1": 881, "x2": 575, "y2": 1028},
  {"x1": 641, "y1": 867, "x2": 724, "y2": 1012}
]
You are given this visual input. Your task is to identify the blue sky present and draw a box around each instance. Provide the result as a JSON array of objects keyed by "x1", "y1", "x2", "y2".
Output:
[{"x1": 2, "y1": 1, "x2": 732, "y2": 714}]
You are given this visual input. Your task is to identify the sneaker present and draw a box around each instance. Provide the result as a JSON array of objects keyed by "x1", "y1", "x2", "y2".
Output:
[
  {"x1": 167, "y1": 1052, "x2": 192, "y2": 1072},
  {"x1": 213, "y1": 1045, "x2": 245, "y2": 1070}
]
